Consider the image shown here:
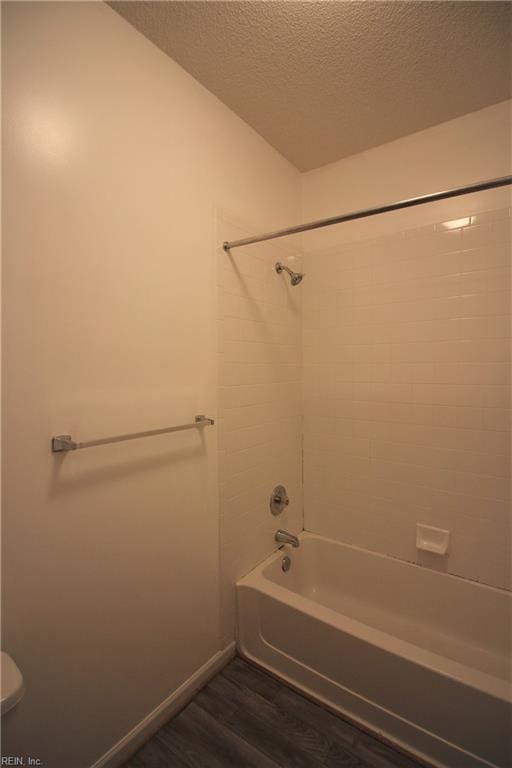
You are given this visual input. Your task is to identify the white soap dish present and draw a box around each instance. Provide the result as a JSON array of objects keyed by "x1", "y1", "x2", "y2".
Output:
[{"x1": 416, "y1": 524, "x2": 450, "y2": 555}]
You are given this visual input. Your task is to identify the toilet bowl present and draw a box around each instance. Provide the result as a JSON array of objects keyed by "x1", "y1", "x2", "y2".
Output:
[{"x1": 1, "y1": 652, "x2": 24, "y2": 715}]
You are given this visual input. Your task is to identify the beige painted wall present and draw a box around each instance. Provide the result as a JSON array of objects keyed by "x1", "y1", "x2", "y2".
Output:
[
  {"x1": 1, "y1": 3, "x2": 300, "y2": 767},
  {"x1": 301, "y1": 102, "x2": 511, "y2": 590}
]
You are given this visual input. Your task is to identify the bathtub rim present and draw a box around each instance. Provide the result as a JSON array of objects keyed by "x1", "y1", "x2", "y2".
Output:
[
  {"x1": 237, "y1": 532, "x2": 511, "y2": 704},
  {"x1": 260, "y1": 531, "x2": 511, "y2": 599}
]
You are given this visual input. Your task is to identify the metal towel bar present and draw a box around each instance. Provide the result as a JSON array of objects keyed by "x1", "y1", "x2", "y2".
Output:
[{"x1": 51, "y1": 415, "x2": 214, "y2": 453}]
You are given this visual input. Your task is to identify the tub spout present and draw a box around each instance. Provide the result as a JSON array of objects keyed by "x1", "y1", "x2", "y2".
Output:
[{"x1": 275, "y1": 529, "x2": 300, "y2": 548}]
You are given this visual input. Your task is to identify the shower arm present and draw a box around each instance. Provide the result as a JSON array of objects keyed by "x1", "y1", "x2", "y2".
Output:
[
  {"x1": 222, "y1": 175, "x2": 512, "y2": 251},
  {"x1": 276, "y1": 263, "x2": 295, "y2": 278}
]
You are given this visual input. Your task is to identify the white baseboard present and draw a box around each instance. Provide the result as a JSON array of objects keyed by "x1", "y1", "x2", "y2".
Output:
[{"x1": 90, "y1": 642, "x2": 236, "y2": 768}]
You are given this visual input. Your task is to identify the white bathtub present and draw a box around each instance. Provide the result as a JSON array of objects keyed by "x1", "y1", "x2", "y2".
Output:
[{"x1": 237, "y1": 533, "x2": 511, "y2": 768}]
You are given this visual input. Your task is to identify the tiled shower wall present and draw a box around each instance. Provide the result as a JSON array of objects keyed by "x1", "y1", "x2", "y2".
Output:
[
  {"x1": 303, "y1": 207, "x2": 511, "y2": 591},
  {"x1": 217, "y1": 211, "x2": 303, "y2": 645}
]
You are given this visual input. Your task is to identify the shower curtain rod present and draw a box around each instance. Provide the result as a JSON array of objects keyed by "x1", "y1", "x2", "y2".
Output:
[{"x1": 222, "y1": 175, "x2": 512, "y2": 251}]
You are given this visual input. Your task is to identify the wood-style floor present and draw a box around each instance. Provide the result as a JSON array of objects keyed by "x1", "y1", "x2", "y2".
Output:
[{"x1": 124, "y1": 656, "x2": 427, "y2": 768}]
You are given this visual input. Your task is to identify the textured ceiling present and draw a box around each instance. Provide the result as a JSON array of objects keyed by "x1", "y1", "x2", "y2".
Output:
[{"x1": 109, "y1": 1, "x2": 512, "y2": 171}]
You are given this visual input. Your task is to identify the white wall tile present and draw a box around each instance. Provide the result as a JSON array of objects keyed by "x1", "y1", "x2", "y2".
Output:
[
  {"x1": 303, "y1": 206, "x2": 511, "y2": 590},
  {"x1": 217, "y1": 212, "x2": 303, "y2": 644}
]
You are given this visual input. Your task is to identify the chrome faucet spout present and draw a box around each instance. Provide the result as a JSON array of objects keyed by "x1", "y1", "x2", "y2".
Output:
[{"x1": 275, "y1": 529, "x2": 300, "y2": 548}]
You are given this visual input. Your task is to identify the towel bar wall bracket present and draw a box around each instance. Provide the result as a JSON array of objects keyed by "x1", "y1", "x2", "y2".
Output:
[{"x1": 51, "y1": 415, "x2": 215, "y2": 453}]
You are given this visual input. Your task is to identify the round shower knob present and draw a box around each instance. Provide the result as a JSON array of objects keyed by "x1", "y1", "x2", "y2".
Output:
[{"x1": 270, "y1": 485, "x2": 290, "y2": 515}]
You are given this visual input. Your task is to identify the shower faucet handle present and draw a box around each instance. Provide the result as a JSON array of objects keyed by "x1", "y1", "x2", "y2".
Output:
[{"x1": 270, "y1": 485, "x2": 290, "y2": 515}]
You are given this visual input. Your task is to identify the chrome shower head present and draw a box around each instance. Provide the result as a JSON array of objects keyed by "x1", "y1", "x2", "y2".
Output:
[{"x1": 275, "y1": 262, "x2": 304, "y2": 286}]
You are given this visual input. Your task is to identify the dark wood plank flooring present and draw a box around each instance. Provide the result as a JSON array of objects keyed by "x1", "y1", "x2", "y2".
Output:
[{"x1": 124, "y1": 656, "x2": 427, "y2": 768}]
